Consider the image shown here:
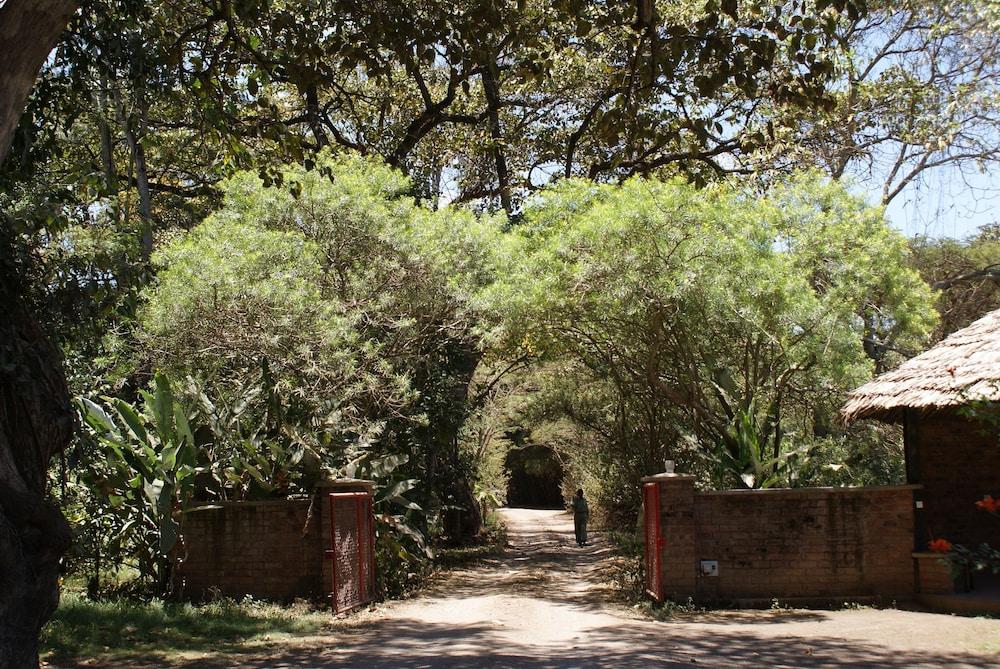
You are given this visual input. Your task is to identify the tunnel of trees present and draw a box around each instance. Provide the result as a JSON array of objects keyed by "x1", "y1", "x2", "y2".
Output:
[{"x1": 505, "y1": 444, "x2": 565, "y2": 509}]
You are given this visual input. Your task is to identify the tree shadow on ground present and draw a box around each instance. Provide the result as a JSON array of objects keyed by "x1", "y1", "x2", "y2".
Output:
[{"x1": 162, "y1": 616, "x2": 996, "y2": 669}]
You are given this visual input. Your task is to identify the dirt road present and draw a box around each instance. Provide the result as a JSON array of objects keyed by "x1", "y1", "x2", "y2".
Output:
[{"x1": 177, "y1": 507, "x2": 999, "y2": 668}]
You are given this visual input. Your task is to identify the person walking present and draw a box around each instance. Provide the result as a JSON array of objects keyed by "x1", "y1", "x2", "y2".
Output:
[{"x1": 571, "y1": 488, "x2": 589, "y2": 547}]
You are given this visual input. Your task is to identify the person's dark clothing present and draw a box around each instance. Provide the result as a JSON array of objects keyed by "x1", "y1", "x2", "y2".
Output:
[{"x1": 572, "y1": 495, "x2": 589, "y2": 546}]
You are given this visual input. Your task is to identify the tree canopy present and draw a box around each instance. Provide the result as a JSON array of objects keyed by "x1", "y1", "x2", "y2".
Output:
[
  {"x1": 481, "y1": 173, "x2": 935, "y2": 513},
  {"x1": 1, "y1": 1, "x2": 998, "y2": 666}
]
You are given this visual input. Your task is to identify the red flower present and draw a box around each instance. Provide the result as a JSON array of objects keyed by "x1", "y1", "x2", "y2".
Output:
[
  {"x1": 928, "y1": 538, "x2": 953, "y2": 553},
  {"x1": 975, "y1": 495, "x2": 1000, "y2": 514}
]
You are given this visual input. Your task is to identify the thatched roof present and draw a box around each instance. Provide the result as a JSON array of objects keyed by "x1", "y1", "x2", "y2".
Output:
[{"x1": 842, "y1": 308, "x2": 1000, "y2": 422}]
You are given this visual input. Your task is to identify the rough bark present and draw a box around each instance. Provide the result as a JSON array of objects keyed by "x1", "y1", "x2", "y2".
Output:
[
  {"x1": 481, "y1": 61, "x2": 512, "y2": 216},
  {"x1": 0, "y1": 0, "x2": 78, "y2": 164},
  {"x1": 0, "y1": 2, "x2": 79, "y2": 667},
  {"x1": 0, "y1": 247, "x2": 74, "y2": 667}
]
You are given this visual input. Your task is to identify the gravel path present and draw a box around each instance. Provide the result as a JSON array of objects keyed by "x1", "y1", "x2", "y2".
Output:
[{"x1": 168, "y1": 507, "x2": 1000, "y2": 668}]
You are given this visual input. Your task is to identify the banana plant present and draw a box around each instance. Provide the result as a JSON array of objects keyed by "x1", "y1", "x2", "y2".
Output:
[
  {"x1": 344, "y1": 449, "x2": 431, "y2": 565},
  {"x1": 718, "y1": 405, "x2": 807, "y2": 489},
  {"x1": 473, "y1": 479, "x2": 505, "y2": 519},
  {"x1": 77, "y1": 372, "x2": 197, "y2": 592},
  {"x1": 183, "y1": 372, "x2": 325, "y2": 500}
]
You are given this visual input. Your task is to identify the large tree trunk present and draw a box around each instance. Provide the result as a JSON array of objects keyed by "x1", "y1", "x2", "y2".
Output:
[
  {"x1": 481, "y1": 60, "x2": 512, "y2": 216},
  {"x1": 0, "y1": 254, "x2": 74, "y2": 667},
  {"x1": 0, "y1": 0, "x2": 78, "y2": 164},
  {"x1": 1, "y1": 2, "x2": 79, "y2": 667}
]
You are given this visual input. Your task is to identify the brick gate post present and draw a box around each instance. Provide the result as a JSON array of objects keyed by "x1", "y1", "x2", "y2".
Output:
[
  {"x1": 316, "y1": 478, "x2": 375, "y2": 611},
  {"x1": 641, "y1": 473, "x2": 697, "y2": 602}
]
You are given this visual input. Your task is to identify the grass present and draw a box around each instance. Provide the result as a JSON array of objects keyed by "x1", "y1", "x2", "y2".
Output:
[
  {"x1": 42, "y1": 518, "x2": 510, "y2": 665},
  {"x1": 41, "y1": 592, "x2": 332, "y2": 665}
]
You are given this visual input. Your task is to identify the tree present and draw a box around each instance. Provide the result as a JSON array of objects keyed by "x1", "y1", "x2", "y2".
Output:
[
  {"x1": 485, "y1": 173, "x2": 936, "y2": 518},
  {"x1": 76, "y1": 373, "x2": 198, "y2": 595},
  {"x1": 910, "y1": 224, "x2": 1000, "y2": 339},
  {"x1": 0, "y1": 1, "x2": 83, "y2": 667},
  {"x1": 17, "y1": 0, "x2": 997, "y2": 227},
  {"x1": 8, "y1": 0, "x2": 868, "y2": 222},
  {"x1": 137, "y1": 152, "x2": 506, "y2": 539},
  {"x1": 761, "y1": 0, "x2": 1000, "y2": 206},
  {"x1": 0, "y1": 1, "x2": 77, "y2": 162},
  {"x1": 0, "y1": 0, "x2": 947, "y2": 662}
]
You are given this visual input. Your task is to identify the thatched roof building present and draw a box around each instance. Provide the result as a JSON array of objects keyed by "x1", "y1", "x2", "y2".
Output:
[
  {"x1": 842, "y1": 308, "x2": 1000, "y2": 423},
  {"x1": 838, "y1": 309, "x2": 1000, "y2": 606}
]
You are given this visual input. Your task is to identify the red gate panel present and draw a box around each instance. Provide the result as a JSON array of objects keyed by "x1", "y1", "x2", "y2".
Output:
[
  {"x1": 326, "y1": 491, "x2": 376, "y2": 613},
  {"x1": 643, "y1": 482, "x2": 663, "y2": 601}
]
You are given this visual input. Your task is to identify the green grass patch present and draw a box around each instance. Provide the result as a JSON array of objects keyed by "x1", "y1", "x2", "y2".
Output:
[{"x1": 42, "y1": 592, "x2": 331, "y2": 665}]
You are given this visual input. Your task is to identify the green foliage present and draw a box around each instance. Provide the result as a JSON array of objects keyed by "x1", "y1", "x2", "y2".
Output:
[
  {"x1": 910, "y1": 225, "x2": 1000, "y2": 341},
  {"x1": 484, "y1": 173, "x2": 935, "y2": 518},
  {"x1": 11, "y1": 0, "x2": 869, "y2": 219},
  {"x1": 718, "y1": 406, "x2": 808, "y2": 489},
  {"x1": 781, "y1": 423, "x2": 907, "y2": 488},
  {"x1": 133, "y1": 152, "x2": 506, "y2": 584},
  {"x1": 183, "y1": 372, "x2": 324, "y2": 501},
  {"x1": 959, "y1": 398, "x2": 1000, "y2": 448},
  {"x1": 458, "y1": 362, "x2": 543, "y2": 516},
  {"x1": 940, "y1": 494, "x2": 1000, "y2": 579},
  {"x1": 76, "y1": 372, "x2": 197, "y2": 592},
  {"x1": 948, "y1": 543, "x2": 1000, "y2": 578},
  {"x1": 139, "y1": 151, "x2": 503, "y2": 454}
]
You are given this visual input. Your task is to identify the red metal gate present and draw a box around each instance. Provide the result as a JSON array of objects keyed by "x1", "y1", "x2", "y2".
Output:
[
  {"x1": 643, "y1": 482, "x2": 663, "y2": 601},
  {"x1": 326, "y1": 491, "x2": 376, "y2": 613}
]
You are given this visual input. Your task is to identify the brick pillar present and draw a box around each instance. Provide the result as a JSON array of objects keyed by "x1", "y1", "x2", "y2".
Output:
[
  {"x1": 316, "y1": 478, "x2": 375, "y2": 611},
  {"x1": 642, "y1": 473, "x2": 697, "y2": 602}
]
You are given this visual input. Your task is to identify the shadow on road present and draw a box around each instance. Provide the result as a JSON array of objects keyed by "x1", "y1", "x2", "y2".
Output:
[{"x1": 174, "y1": 617, "x2": 996, "y2": 669}]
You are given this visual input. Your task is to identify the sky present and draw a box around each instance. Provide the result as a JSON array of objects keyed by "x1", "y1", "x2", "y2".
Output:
[{"x1": 877, "y1": 165, "x2": 1000, "y2": 241}]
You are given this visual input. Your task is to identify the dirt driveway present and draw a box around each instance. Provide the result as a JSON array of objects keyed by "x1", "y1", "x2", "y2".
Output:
[{"x1": 106, "y1": 508, "x2": 1000, "y2": 668}]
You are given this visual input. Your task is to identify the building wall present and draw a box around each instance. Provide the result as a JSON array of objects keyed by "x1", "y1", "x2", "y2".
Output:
[
  {"x1": 176, "y1": 499, "x2": 324, "y2": 601},
  {"x1": 910, "y1": 412, "x2": 1000, "y2": 550},
  {"x1": 643, "y1": 475, "x2": 917, "y2": 604}
]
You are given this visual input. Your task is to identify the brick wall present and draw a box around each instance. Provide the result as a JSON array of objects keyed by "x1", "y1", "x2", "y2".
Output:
[
  {"x1": 176, "y1": 499, "x2": 324, "y2": 601},
  {"x1": 913, "y1": 552, "x2": 963, "y2": 595},
  {"x1": 642, "y1": 474, "x2": 918, "y2": 604},
  {"x1": 175, "y1": 480, "x2": 374, "y2": 603},
  {"x1": 646, "y1": 476, "x2": 697, "y2": 601},
  {"x1": 909, "y1": 412, "x2": 1000, "y2": 550}
]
